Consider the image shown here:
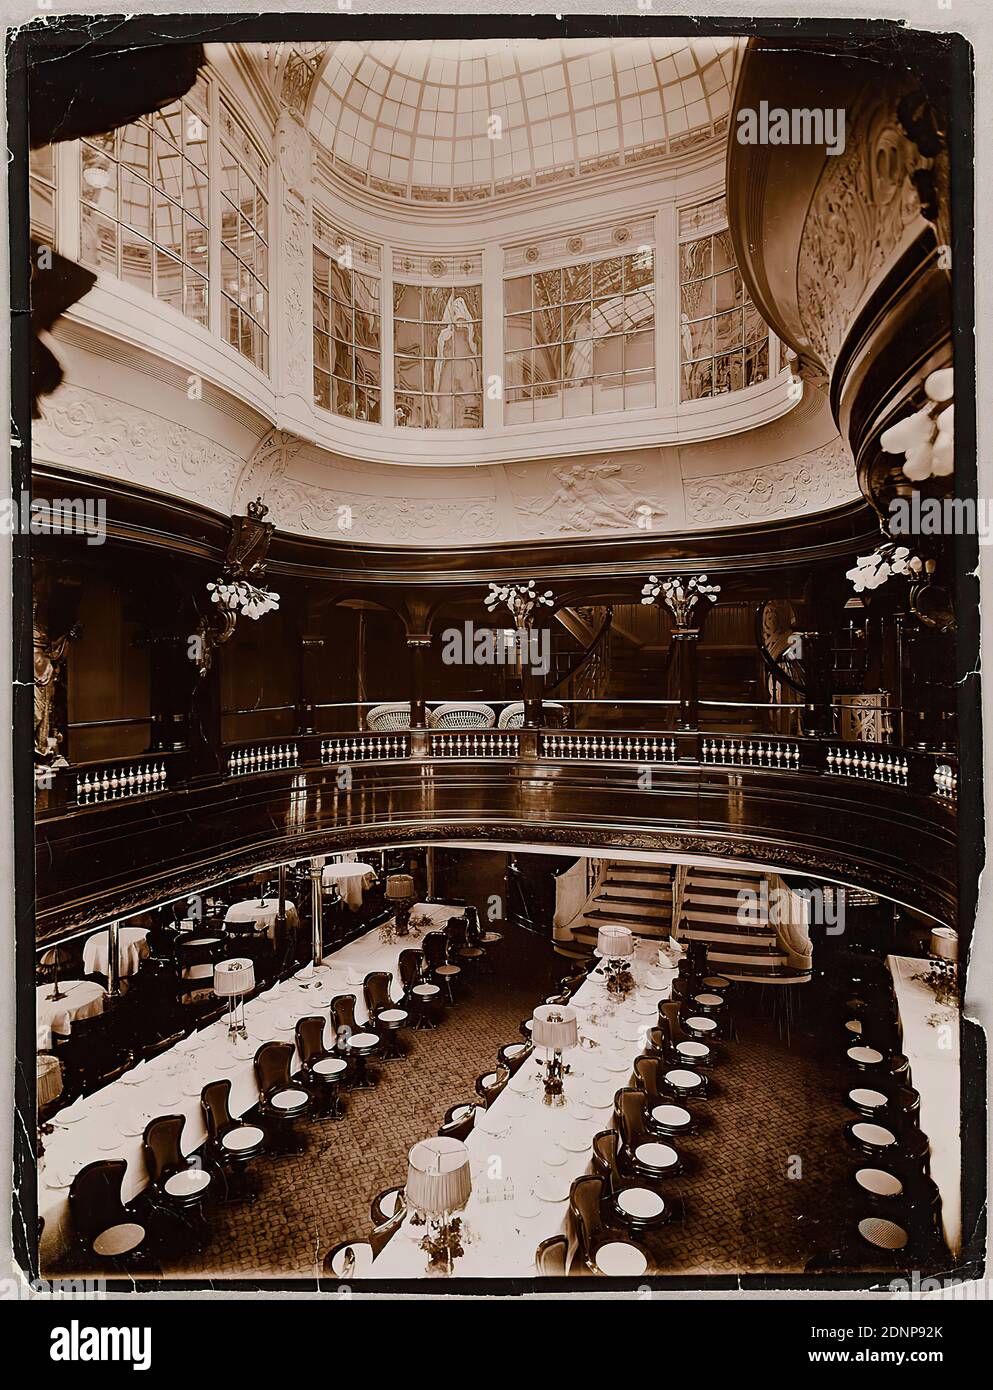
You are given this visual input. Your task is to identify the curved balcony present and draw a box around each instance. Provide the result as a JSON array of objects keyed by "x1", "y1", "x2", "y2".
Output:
[{"x1": 36, "y1": 723, "x2": 958, "y2": 940}]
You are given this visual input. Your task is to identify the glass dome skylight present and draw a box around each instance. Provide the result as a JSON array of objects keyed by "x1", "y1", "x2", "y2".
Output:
[{"x1": 309, "y1": 37, "x2": 739, "y2": 203}]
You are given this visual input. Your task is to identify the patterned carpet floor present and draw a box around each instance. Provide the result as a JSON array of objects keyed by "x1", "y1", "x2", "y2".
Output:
[{"x1": 151, "y1": 929, "x2": 942, "y2": 1284}]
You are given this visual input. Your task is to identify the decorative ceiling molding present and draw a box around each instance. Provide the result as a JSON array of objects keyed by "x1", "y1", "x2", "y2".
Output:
[{"x1": 683, "y1": 437, "x2": 855, "y2": 527}]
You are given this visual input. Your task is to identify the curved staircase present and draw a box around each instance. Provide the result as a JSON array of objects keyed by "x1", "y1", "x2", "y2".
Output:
[
  {"x1": 675, "y1": 867, "x2": 812, "y2": 985},
  {"x1": 555, "y1": 860, "x2": 673, "y2": 959}
]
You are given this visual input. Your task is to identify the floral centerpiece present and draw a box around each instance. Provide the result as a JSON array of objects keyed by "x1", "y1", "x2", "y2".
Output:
[
  {"x1": 604, "y1": 958, "x2": 636, "y2": 998},
  {"x1": 420, "y1": 1215, "x2": 465, "y2": 1273}
]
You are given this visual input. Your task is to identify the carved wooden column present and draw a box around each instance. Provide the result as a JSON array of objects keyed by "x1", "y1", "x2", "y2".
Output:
[
  {"x1": 407, "y1": 633, "x2": 431, "y2": 729},
  {"x1": 309, "y1": 858, "x2": 324, "y2": 965},
  {"x1": 672, "y1": 629, "x2": 700, "y2": 731},
  {"x1": 146, "y1": 632, "x2": 192, "y2": 751}
]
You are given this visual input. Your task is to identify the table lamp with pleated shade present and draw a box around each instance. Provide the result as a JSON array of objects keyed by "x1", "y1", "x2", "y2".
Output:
[
  {"x1": 597, "y1": 924, "x2": 635, "y2": 959},
  {"x1": 214, "y1": 957, "x2": 255, "y2": 1041}
]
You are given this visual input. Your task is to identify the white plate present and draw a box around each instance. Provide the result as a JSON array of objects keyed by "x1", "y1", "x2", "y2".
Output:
[
  {"x1": 569, "y1": 1101, "x2": 593, "y2": 1122},
  {"x1": 559, "y1": 1127, "x2": 590, "y2": 1153},
  {"x1": 509, "y1": 1074, "x2": 534, "y2": 1094},
  {"x1": 586, "y1": 1067, "x2": 611, "y2": 1085},
  {"x1": 585, "y1": 1087, "x2": 616, "y2": 1110},
  {"x1": 602, "y1": 1053, "x2": 632, "y2": 1074},
  {"x1": 534, "y1": 1173, "x2": 570, "y2": 1203},
  {"x1": 55, "y1": 1107, "x2": 86, "y2": 1125},
  {"x1": 514, "y1": 1196, "x2": 542, "y2": 1220},
  {"x1": 635, "y1": 1141, "x2": 679, "y2": 1170},
  {"x1": 542, "y1": 1145, "x2": 568, "y2": 1167},
  {"x1": 632, "y1": 1003, "x2": 658, "y2": 1018},
  {"x1": 97, "y1": 1136, "x2": 123, "y2": 1153}
]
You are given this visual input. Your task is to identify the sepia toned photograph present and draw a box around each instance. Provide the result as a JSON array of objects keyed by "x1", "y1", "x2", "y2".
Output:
[{"x1": 3, "y1": 7, "x2": 986, "y2": 1321}]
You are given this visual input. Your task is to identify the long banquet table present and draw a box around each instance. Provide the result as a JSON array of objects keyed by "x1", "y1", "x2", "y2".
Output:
[
  {"x1": 39, "y1": 903, "x2": 456, "y2": 1266},
  {"x1": 371, "y1": 938, "x2": 676, "y2": 1279},
  {"x1": 886, "y1": 953, "x2": 961, "y2": 1255}
]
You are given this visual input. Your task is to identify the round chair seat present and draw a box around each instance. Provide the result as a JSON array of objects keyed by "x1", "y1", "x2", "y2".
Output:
[
  {"x1": 676, "y1": 1040, "x2": 711, "y2": 1061},
  {"x1": 651, "y1": 1103, "x2": 692, "y2": 1132},
  {"x1": 378, "y1": 1009, "x2": 408, "y2": 1026},
  {"x1": 413, "y1": 983, "x2": 441, "y2": 997},
  {"x1": 481, "y1": 932, "x2": 503, "y2": 944},
  {"x1": 92, "y1": 1222, "x2": 145, "y2": 1258},
  {"x1": 347, "y1": 1032, "x2": 380, "y2": 1054},
  {"x1": 271, "y1": 1087, "x2": 309, "y2": 1112},
  {"x1": 504, "y1": 1043, "x2": 527, "y2": 1058},
  {"x1": 855, "y1": 1167, "x2": 904, "y2": 1198},
  {"x1": 221, "y1": 1125, "x2": 265, "y2": 1153},
  {"x1": 844, "y1": 1019, "x2": 863, "y2": 1035},
  {"x1": 849, "y1": 1087, "x2": 889, "y2": 1110},
  {"x1": 592, "y1": 1240, "x2": 648, "y2": 1277},
  {"x1": 435, "y1": 965, "x2": 461, "y2": 978},
  {"x1": 857, "y1": 1216, "x2": 909, "y2": 1251},
  {"x1": 851, "y1": 1121, "x2": 897, "y2": 1149},
  {"x1": 460, "y1": 947, "x2": 484, "y2": 959},
  {"x1": 693, "y1": 993, "x2": 724, "y2": 1008},
  {"x1": 848, "y1": 1045, "x2": 885, "y2": 1066},
  {"x1": 634, "y1": 1141, "x2": 679, "y2": 1171},
  {"x1": 683, "y1": 1015, "x2": 717, "y2": 1033},
  {"x1": 313, "y1": 1057, "x2": 348, "y2": 1078},
  {"x1": 451, "y1": 1103, "x2": 478, "y2": 1121},
  {"x1": 164, "y1": 1168, "x2": 211, "y2": 1198},
  {"x1": 665, "y1": 1067, "x2": 704, "y2": 1095},
  {"x1": 701, "y1": 975, "x2": 730, "y2": 990},
  {"x1": 614, "y1": 1186, "x2": 667, "y2": 1222}
]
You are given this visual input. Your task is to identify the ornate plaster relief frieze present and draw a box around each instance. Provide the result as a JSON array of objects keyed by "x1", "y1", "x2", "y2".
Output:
[{"x1": 683, "y1": 437, "x2": 855, "y2": 527}]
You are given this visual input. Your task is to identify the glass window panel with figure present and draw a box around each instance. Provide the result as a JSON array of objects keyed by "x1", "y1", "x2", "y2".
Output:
[
  {"x1": 184, "y1": 160, "x2": 208, "y2": 222},
  {"x1": 592, "y1": 257, "x2": 623, "y2": 300},
  {"x1": 714, "y1": 309, "x2": 742, "y2": 354},
  {"x1": 455, "y1": 395, "x2": 482, "y2": 428},
  {"x1": 682, "y1": 316, "x2": 712, "y2": 361},
  {"x1": 353, "y1": 272, "x2": 379, "y2": 317},
  {"x1": 154, "y1": 137, "x2": 183, "y2": 201},
  {"x1": 120, "y1": 123, "x2": 151, "y2": 179},
  {"x1": 314, "y1": 368, "x2": 331, "y2": 410},
  {"x1": 395, "y1": 356, "x2": 424, "y2": 392},
  {"x1": 712, "y1": 352, "x2": 743, "y2": 395},
  {"x1": 422, "y1": 286, "x2": 452, "y2": 322},
  {"x1": 313, "y1": 248, "x2": 331, "y2": 295},
  {"x1": 682, "y1": 359, "x2": 712, "y2": 400},
  {"x1": 354, "y1": 386, "x2": 380, "y2": 424},
  {"x1": 153, "y1": 193, "x2": 182, "y2": 259},
  {"x1": 562, "y1": 262, "x2": 591, "y2": 302},
  {"x1": 713, "y1": 229, "x2": 735, "y2": 274},
  {"x1": 393, "y1": 282, "x2": 421, "y2": 319},
  {"x1": 744, "y1": 302, "x2": 766, "y2": 345},
  {"x1": 624, "y1": 330, "x2": 654, "y2": 372},
  {"x1": 624, "y1": 370, "x2": 655, "y2": 409},
  {"x1": 503, "y1": 276, "x2": 531, "y2": 315},
  {"x1": 155, "y1": 249, "x2": 183, "y2": 310},
  {"x1": 533, "y1": 268, "x2": 562, "y2": 309},
  {"x1": 354, "y1": 347, "x2": 381, "y2": 388},
  {"x1": 332, "y1": 376, "x2": 354, "y2": 416},
  {"x1": 184, "y1": 270, "x2": 208, "y2": 328},
  {"x1": 745, "y1": 341, "x2": 769, "y2": 386},
  {"x1": 314, "y1": 330, "x2": 330, "y2": 371},
  {"x1": 154, "y1": 103, "x2": 182, "y2": 148},
  {"x1": 624, "y1": 250, "x2": 653, "y2": 291},
  {"x1": 80, "y1": 206, "x2": 117, "y2": 270},
  {"x1": 120, "y1": 227, "x2": 153, "y2": 292},
  {"x1": 395, "y1": 393, "x2": 420, "y2": 427},
  {"x1": 119, "y1": 171, "x2": 151, "y2": 235},
  {"x1": 593, "y1": 374, "x2": 623, "y2": 413},
  {"x1": 331, "y1": 338, "x2": 355, "y2": 380},
  {"x1": 80, "y1": 145, "x2": 117, "y2": 215},
  {"x1": 714, "y1": 270, "x2": 740, "y2": 314},
  {"x1": 184, "y1": 214, "x2": 208, "y2": 276},
  {"x1": 455, "y1": 284, "x2": 482, "y2": 319},
  {"x1": 562, "y1": 380, "x2": 593, "y2": 417},
  {"x1": 393, "y1": 318, "x2": 421, "y2": 356},
  {"x1": 680, "y1": 236, "x2": 712, "y2": 281}
]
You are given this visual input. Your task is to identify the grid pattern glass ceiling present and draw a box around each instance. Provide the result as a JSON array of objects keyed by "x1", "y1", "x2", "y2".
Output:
[{"x1": 309, "y1": 37, "x2": 739, "y2": 202}]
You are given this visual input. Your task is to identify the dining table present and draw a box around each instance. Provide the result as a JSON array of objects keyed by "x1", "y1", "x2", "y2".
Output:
[
  {"x1": 37, "y1": 902, "x2": 461, "y2": 1268},
  {"x1": 371, "y1": 938, "x2": 678, "y2": 1278},
  {"x1": 36, "y1": 980, "x2": 106, "y2": 1051},
  {"x1": 82, "y1": 926, "x2": 150, "y2": 980},
  {"x1": 886, "y1": 953, "x2": 961, "y2": 1255},
  {"x1": 322, "y1": 862, "x2": 378, "y2": 911},
  {"x1": 224, "y1": 898, "x2": 300, "y2": 941}
]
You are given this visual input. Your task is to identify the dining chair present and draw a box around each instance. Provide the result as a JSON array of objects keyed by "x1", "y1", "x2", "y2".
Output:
[
  {"x1": 254, "y1": 1040, "x2": 311, "y2": 1153},
  {"x1": 142, "y1": 1113, "x2": 213, "y2": 1247},
  {"x1": 201, "y1": 1077, "x2": 266, "y2": 1200},
  {"x1": 424, "y1": 928, "x2": 461, "y2": 1005},
  {"x1": 295, "y1": 1014, "x2": 347, "y2": 1118},
  {"x1": 497, "y1": 1040, "x2": 532, "y2": 1075},
  {"x1": 568, "y1": 1175, "x2": 650, "y2": 1275},
  {"x1": 438, "y1": 1102, "x2": 478, "y2": 1142},
  {"x1": 69, "y1": 1159, "x2": 151, "y2": 1271},
  {"x1": 331, "y1": 994, "x2": 381, "y2": 1088},
  {"x1": 370, "y1": 1184, "x2": 406, "y2": 1228},
  {"x1": 474, "y1": 1065, "x2": 510, "y2": 1108},
  {"x1": 363, "y1": 971, "x2": 408, "y2": 1060},
  {"x1": 615, "y1": 1087, "x2": 684, "y2": 1180},
  {"x1": 535, "y1": 1233, "x2": 569, "y2": 1276}
]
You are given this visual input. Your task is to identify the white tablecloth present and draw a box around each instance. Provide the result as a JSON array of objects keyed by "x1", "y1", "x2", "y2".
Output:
[
  {"x1": 372, "y1": 940, "x2": 676, "y2": 1278},
  {"x1": 82, "y1": 927, "x2": 150, "y2": 980},
  {"x1": 887, "y1": 954, "x2": 961, "y2": 1254},
  {"x1": 225, "y1": 899, "x2": 300, "y2": 941},
  {"x1": 38, "y1": 903, "x2": 457, "y2": 1267},
  {"x1": 322, "y1": 864, "x2": 377, "y2": 910},
  {"x1": 36, "y1": 981, "x2": 106, "y2": 1051}
]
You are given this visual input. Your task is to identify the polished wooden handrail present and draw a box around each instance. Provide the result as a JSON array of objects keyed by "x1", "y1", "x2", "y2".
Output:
[{"x1": 35, "y1": 730, "x2": 957, "y2": 942}]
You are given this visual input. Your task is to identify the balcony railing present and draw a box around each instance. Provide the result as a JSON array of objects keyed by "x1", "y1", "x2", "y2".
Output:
[{"x1": 35, "y1": 717, "x2": 959, "y2": 942}]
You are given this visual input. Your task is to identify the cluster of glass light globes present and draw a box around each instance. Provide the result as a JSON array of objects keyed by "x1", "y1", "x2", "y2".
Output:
[{"x1": 207, "y1": 578, "x2": 281, "y2": 619}]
